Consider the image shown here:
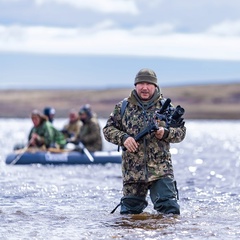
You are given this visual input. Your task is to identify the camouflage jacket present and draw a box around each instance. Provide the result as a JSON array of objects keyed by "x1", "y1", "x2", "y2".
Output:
[
  {"x1": 77, "y1": 117, "x2": 102, "y2": 152},
  {"x1": 62, "y1": 120, "x2": 82, "y2": 142},
  {"x1": 103, "y1": 90, "x2": 186, "y2": 184},
  {"x1": 28, "y1": 121, "x2": 66, "y2": 148}
]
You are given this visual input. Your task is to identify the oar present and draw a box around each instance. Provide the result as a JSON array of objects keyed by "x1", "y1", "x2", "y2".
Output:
[
  {"x1": 10, "y1": 142, "x2": 31, "y2": 165},
  {"x1": 78, "y1": 142, "x2": 94, "y2": 162}
]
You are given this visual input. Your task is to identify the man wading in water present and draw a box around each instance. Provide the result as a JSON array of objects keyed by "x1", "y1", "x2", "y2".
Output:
[{"x1": 103, "y1": 68, "x2": 186, "y2": 215}]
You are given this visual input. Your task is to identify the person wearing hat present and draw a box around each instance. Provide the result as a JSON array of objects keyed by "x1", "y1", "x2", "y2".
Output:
[
  {"x1": 76, "y1": 104, "x2": 102, "y2": 152},
  {"x1": 28, "y1": 109, "x2": 66, "y2": 149},
  {"x1": 103, "y1": 68, "x2": 186, "y2": 215},
  {"x1": 43, "y1": 107, "x2": 56, "y2": 123},
  {"x1": 61, "y1": 109, "x2": 82, "y2": 143}
]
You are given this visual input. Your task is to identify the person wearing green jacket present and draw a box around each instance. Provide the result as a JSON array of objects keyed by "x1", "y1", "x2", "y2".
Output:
[{"x1": 28, "y1": 109, "x2": 66, "y2": 149}]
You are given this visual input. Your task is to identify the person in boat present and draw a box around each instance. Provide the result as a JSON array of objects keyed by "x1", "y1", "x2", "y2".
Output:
[
  {"x1": 43, "y1": 107, "x2": 55, "y2": 123},
  {"x1": 28, "y1": 109, "x2": 66, "y2": 149},
  {"x1": 76, "y1": 104, "x2": 102, "y2": 152},
  {"x1": 103, "y1": 68, "x2": 186, "y2": 215},
  {"x1": 61, "y1": 109, "x2": 82, "y2": 143}
]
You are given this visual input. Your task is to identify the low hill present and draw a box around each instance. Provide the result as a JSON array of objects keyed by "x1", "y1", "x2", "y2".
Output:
[{"x1": 0, "y1": 83, "x2": 239, "y2": 119}]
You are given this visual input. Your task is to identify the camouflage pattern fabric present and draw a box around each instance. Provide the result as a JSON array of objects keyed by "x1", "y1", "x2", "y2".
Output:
[
  {"x1": 29, "y1": 121, "x2": 66, "y2": 148},
  {"x1": 123, "y1": 182, "x2": 149, "y2": 197},
  {"x1": 62, "y1": 120, "x2": 82, "y2": 142},
  {"x1": 77, "y1": 116, "x2": 102, "y2": 152},
  {"x1": 103, "y1": 90, "x2": 186, "y2": 184}
]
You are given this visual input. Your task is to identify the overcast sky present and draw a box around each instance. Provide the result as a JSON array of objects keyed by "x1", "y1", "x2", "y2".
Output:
[{"x1": 1, "y1": 0, "x2": 240, "y2": 89}]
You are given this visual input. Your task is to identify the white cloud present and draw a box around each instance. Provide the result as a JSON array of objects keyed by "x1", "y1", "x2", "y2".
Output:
[
  {"x1": 132, "y1": 23, "x2": 175, "y2": 35},
  {"x1": 1, "y1": 23, "x2": 240, "y2": 60},
  {"x1": 207, "y1": 20, "x2": 240, "y2": 36},
  {"x1": 35, "y1": 0, "x2": 139, "y2": 14}
]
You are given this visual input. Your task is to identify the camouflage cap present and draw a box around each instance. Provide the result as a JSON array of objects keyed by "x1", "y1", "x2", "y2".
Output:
[{"x1": 134, "y1": 68, "x2": 158, "y2": 86}]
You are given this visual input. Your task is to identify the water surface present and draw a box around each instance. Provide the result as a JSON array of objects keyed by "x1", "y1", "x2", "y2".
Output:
[{"x1": 0, "y1": 119, "x2": 240, "y2": 239}]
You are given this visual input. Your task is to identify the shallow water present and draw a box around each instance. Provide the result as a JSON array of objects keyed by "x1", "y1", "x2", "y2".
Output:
[{"x1": 0, "y1": 119, "x2": 240, "y2": 239}]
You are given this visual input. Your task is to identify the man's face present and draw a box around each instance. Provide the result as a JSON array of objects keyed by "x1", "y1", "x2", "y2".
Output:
[
  {"x1": 135, "y1": 82, "x2": 156, "y2": 100},
  {"x1": 69, "y1": 112, "x2": 78, "y2": 123},
  {"x1": 79, "y1": 112, "x2": 87, "y2": 121}
]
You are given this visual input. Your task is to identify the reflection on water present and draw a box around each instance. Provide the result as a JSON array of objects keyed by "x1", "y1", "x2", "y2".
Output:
[
  {"x1": 108, "y1": 212, "x2": 180, "y2": 230},
  {"x1": 0, "y1": 119, "x2": 240, "y2": 239}
]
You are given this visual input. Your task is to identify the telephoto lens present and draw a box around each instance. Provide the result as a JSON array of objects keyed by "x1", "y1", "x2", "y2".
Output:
[{"x1": 172, "y1": 105, "x2": 185, "y2": 121}]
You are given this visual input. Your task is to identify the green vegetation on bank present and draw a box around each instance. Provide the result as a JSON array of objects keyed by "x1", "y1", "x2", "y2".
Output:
[{"x1": 0, "y1": 83, "x2": 239, "y2": 119}]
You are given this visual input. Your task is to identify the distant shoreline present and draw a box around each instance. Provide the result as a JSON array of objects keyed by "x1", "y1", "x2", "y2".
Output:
[
  {"x1": 0, "y1": 83, "x2": 240, "y2": 119},
  {"x1": 1, "y1": 79, "x2": 240, "y2": 91}
]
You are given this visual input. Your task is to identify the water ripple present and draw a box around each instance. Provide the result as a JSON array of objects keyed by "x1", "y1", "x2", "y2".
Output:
[{"x1": 0, "y1": 119, "x2": 240, "y2": 239}]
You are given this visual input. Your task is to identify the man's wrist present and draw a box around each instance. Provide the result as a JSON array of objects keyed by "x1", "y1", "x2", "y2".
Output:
[
  {"x1": 122, "y1": 134, "x2": 130, "y2": 144},
  {"x1": 162, "y1": 128, "x2": 169, "y2": 139}
]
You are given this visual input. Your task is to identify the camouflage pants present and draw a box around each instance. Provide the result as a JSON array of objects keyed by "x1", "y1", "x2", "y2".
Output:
[{"x1": 120, "y1": 177, "x2": 180, "y2": 214}]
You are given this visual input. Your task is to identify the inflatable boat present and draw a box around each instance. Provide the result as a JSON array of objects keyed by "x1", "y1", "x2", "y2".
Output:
[{"x1": 5, "y1": 149, "x2": 122, "y2": 165}]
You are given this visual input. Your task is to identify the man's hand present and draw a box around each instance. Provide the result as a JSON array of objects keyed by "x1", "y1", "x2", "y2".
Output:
[
  {"x1": 155, "y1": 127, "x2": 165, "y2": 139},
  {"x1": 123, "y1": 136, "x2": 139, "y2": 152}
]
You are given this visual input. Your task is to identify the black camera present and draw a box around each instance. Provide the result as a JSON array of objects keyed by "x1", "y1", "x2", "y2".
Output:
[
  {"x1": 170, "y1": 105, "x2": 185, "y2": 127},
  {"x1": 172, "y1": 105, "x2": 185, "y2": 121}
]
